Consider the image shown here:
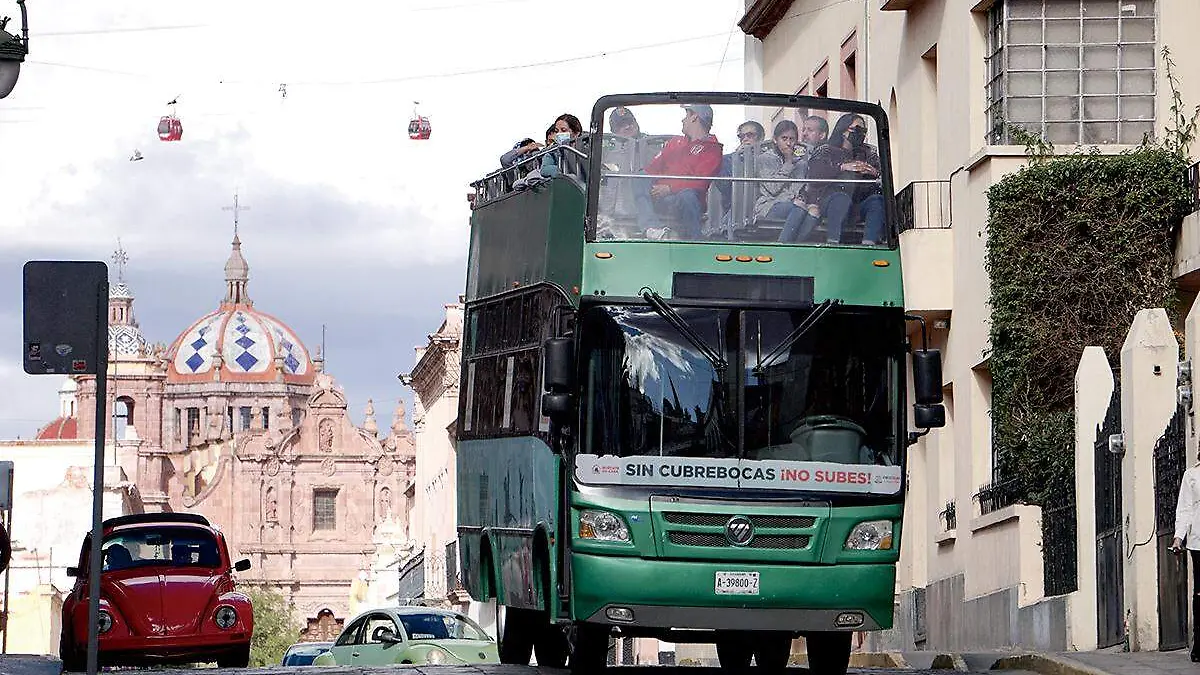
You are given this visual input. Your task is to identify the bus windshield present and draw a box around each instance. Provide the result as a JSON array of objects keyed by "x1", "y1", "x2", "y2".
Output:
[
  {"x1": 593, "y1": 99, "x2": 891, "y2": 246},
  {"x1": 581, "y1": 304, "x2": 901, "y2": 468}
]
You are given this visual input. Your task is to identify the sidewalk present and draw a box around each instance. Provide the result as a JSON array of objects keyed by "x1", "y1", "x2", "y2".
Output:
[
  {"x1": 0, "y1": 654, "x2": 60, "y2": 675},
  {"x1": 990, "y1": 650, "x2": 1200, "y2": 675}
]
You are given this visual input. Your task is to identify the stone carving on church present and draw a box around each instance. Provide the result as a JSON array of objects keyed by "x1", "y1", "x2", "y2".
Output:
[
  {"x1": 321, "y1": 458, "x2": 336, "y2": 476},
  {"x1": 265, "y1": 486, "x2": 278, "y2": 522},
  {"x1": 377, "y1": 455, "x2": 394, "y2": 477},
  {"x1": 264, "y1": 457, "x2": 281, "y2": 477},
  {"x1": 378, "y1": 487, "x2": 392, "y2": 520},
  {"x1": 319, "y1": 419, "x2": 335, "y2": 453}
]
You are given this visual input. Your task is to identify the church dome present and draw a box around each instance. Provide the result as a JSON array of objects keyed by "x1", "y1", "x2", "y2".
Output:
[{"x1": 165, "y1": 234, "x2": 315, "y2": 385}]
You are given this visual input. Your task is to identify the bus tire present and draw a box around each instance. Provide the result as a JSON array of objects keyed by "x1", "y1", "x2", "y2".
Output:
[
  {"x1": 715, "y1": 638, "x2": 752, "y2": 671},
  {"x1": 499, "y1": 606, "x2": 536, "y2": 664},
  {"x1": 752, "y1": 633, "x2": 793, "y2": 672},
  {"x1": 534, "y1": 624, "x2": 570, "y2": 668},
  {"x1": 568, "y1": 622, "x2": 609, "y2": 674},
  {"x1": 806, "y1": 631, "x2": 852, "y2": 675}
]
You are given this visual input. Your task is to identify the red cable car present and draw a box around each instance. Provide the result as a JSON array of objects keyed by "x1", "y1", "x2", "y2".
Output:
[
  {"x1": 158, "y1": 97, "x2": 183, "y2": 142},
  {"x1": 408, "y1": 101, "x2": 431, "y2": 140}
]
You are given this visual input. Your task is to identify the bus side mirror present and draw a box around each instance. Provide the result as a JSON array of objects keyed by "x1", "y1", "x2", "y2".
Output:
[
  {"x1": 913, "y1": 404, "x2": 945, "y2": 430},
  {"x1": 543, "y1": 338, "x2": 574, "y2": 391},
  {"x1": 913, "y1": 349, "x2": 943, "y2": 405},
  {"x1": 66, "y1": 567, "x2": 79, "y2": 577},
  {"x1": 234, "y1": 558, "x2": 251, "y2": 572}
]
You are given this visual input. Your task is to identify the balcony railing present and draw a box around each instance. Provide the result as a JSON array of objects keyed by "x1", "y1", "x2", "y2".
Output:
[
  {"x1": 896, "y1": 180, "x2": 952, "y2": 234},
  {"x1": 939, "y1": 500, "x2": 957, "y2": 531},
  {"x1": 973, "y1": 478, "x2": 1022, "y2": 516}
]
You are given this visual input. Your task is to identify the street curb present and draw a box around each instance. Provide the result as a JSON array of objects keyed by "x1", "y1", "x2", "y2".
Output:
[
  {"x1": 990, "y1": 653, "x2": 1113, "y2": 675},
  {"x1": 849, "y1": 651, "x2": 910, "y2": 668}
]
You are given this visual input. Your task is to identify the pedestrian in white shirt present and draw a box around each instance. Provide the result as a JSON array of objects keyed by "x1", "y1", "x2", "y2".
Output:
[{"x1": 1170, "y1": 462, "x2": 1200, "y2": 661}]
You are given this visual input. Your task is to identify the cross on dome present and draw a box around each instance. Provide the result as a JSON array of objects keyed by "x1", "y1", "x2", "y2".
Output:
[{"x1": 112, "y1": 238, "x2": 129, "y2": 283}]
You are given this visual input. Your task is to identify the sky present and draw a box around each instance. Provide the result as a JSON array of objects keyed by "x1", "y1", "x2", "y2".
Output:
[{"x1": 0, "y1": 0, "x2": 752, "y2": 439}]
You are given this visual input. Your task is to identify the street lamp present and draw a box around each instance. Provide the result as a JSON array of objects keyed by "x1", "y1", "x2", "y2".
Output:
[{"x1": 0, "y1": 0, "x2": 29, "y2": 99}]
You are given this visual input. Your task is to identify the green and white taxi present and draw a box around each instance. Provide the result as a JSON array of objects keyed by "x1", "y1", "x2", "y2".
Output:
[{"x1": 312, "y1": 606, "x2": 498, "y2": 667}]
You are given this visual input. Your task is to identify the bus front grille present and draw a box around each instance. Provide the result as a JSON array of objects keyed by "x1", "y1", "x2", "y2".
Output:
[
  {"x1": 667, "y1": 531, "x2": 812, "y2": 550},
  {"x1": 661, "y1": 512, "x2": 816, "y2": 529}
]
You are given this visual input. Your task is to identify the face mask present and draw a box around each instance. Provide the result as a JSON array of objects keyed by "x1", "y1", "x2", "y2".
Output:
[
  {"x1": 848, "y1": 127, "x2": 867, "y2": 147},
  {"x1": 555, "y1": 132, "x2": 573, "y2": 145}
]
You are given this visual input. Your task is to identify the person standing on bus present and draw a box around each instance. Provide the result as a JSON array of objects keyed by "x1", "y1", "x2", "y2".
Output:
[
  {"x1": 635, "y1": 103, "x2": 723, "y2": 240},
  {"x1": 805, "y1": 113, "x2": 884, "y2": 245},
  {"x1": 1170, "y1": 458, "x2": 1200, "y2": 662},
  {"x1": 541, "y1": 113, "x2": 583, "y2": 178}
]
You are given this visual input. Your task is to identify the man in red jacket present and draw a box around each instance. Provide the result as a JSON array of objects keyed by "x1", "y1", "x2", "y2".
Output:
[{"x1": 634, "y1": 104, "x2": 723, "y2": 239}]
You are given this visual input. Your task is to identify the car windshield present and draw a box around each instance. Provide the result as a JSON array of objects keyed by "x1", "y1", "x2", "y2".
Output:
[
  {"x1": 399, "y1": 613, "x2": 490, "y2": 642},
  {"x1": 592, "y1": 99, "x2": 893, "y2": 246},
  {"x1": 101, "y1": 527, "x2": 221, "y2": 571},
  {"x1": 581, "y1": 303, "x2": 901, "y2": 466}
]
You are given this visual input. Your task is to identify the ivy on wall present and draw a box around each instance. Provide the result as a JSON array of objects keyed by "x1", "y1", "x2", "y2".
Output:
[{"x1": 985, "y1": 47, "x2": 1197, "y2": 505}]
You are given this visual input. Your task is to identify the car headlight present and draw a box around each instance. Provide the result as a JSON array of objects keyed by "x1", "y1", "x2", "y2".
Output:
[
  {"x1": 214, "y1": 606, "x2": 238, "y2": 629},
  {"x1": 97, "y1": 610, "x2": 113, "y2": 634},
  {"x1": 425, "y1": 648, "x2": 447, "y2": 664},
  {"x1": 579, "y1": 510, "x2": 631, "y2": 542},
  {"x1": 844, "y1": 520, "x2": 894, "y2": 550}
]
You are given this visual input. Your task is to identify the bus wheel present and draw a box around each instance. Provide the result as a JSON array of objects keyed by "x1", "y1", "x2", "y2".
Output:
[
  {"x1": 806, "y1": 631, "x2": 852, "y2": 675},
  {"x1": 534, "y1": 622, "x2": 570, "y2": 668},
  {"x1": 752, "y1": 633, "x2": 793, "y2": 672},
  {"x1": 568, "y1": 622, "x2": 609, "y2": 674},
  {"x1": 715, "y1": 638, "x2": 752, "y2": 671},
  {"x1": 499, "y1": 606, "x2": 536, "y2": 664}
]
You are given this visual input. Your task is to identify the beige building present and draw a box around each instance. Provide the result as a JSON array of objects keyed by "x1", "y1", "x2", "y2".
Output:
[{"x1": 738, "y1": 0, "x2": 1200, "y2": 652}]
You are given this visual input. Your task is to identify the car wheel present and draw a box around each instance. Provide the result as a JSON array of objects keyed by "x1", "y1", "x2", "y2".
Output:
[
  {"x1": 217, "y1": 644, "x2": 251, "y2": 669},
  {"x1": 58, "y1": 634, "x2": 84, "y2": 673}
]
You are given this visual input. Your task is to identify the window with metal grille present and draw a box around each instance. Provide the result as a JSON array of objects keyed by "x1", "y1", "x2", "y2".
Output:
[
  {"x1": 262, "y1": 407, "x2": 270, "y2": 430},
  {"x1": 985, "y1": 0, "x2": 1156, "y2": 146},
  {"x1": 313, "y1": 489, "x2": 338, "y2": 530},
  {"x1": 240, "y1": 406, "x2": 252, "y2": 431}
]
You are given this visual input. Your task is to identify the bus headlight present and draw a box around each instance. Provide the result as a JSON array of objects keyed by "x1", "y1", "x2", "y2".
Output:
[
  {"x1": 579, "y1": 510, "x2": 630, "y2": 542},
  {"x1": 97, "y1": 610, "x2": 113, "y2": 634},
  {"x1": 844, "y1": 520, "x2": 894, "y2": 550},
  {"x1": 214, "y1": 606, "x2": 238, "y2": 629}
]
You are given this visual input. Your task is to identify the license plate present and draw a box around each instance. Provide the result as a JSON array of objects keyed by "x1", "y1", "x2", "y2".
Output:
[{"x1": 715, "y1": 571, "x2": 759, "y2": 595}]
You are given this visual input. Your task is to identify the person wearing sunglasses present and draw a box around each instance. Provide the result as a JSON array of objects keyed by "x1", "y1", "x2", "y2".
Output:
[
  {"x1": 805, "y1": 112, "x2": 884, "y2": 245},
  {"x1": 715, "y1": 120, "x2": 766, "y2": 215}
]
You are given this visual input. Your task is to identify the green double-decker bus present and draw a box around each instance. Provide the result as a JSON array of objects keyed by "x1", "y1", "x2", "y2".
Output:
[{"x1": 456, "y1": 92, "x2": 945, "y2": 674}]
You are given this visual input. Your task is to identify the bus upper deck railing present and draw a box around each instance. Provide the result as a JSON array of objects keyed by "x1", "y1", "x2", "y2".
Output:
[{"x1": 471, "y1": 143, "x2": 590, "y2": 208}]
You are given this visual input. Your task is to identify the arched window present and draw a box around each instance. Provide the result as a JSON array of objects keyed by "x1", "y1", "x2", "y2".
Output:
[{"x1": 114, "y1": 397, "x2": 135, "y2": 440}]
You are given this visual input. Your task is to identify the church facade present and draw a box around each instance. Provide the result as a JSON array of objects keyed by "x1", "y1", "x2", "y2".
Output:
[{"x1": 22, "y1": 234, "x2": 415, "y2": 642}]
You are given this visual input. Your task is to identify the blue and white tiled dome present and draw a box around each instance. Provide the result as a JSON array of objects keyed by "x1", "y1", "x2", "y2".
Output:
[
  {"x1": 167, "y1": 234, "x2": 314, "y2": 384},
  {"x1": 168, "y1": 306, "x2": 314, "y2": 384}
]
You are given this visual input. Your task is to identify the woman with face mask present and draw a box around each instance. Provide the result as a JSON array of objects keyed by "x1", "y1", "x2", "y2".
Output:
[
  {"x1": 751, "y1": 120, "x2": 821, "y2": 243},
  {"x1": 805, "y1": 113, "x2": 885, "y2": 245},
  {"x1": 541, "y1": 113, "x2": 584, "y2": 178}
]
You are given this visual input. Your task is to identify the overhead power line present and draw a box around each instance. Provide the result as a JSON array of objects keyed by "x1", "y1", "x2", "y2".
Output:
[{"x1": 32, "y1": 24, "x2": 209, "y2": 37}]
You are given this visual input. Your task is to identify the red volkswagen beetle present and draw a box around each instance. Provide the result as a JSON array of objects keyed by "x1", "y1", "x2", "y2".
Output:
[{"x1": 59, "y1": 513, "x2": 254, "y2": 671}]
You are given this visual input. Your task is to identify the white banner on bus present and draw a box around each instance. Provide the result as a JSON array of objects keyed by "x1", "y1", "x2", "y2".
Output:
[{"x1": 574, "y1": 454, "x2": 902, "y2": 495}]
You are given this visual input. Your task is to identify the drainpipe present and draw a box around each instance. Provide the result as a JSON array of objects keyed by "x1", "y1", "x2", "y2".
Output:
[{"x1": 863, "y1": 0, "x2": 871, "y2": 102}]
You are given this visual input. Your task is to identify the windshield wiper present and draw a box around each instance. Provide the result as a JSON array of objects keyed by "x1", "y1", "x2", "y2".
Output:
[
  {"x1": 640, "y1": 288, "x2": 727, "y2": 373},
  {"x1": 754, "y1": 299, "x2": 840, "y2": 374}
]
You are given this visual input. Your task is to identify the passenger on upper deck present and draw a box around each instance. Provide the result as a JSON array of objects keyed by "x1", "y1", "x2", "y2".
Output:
[
  {"x1": 634, "y1": 104, "x2": 723, "y2": 240},
  {"x1": 500, "y1": 137, "x2": 543, "y2": 169},
  {"x1": 540, "y1": 113, "x2": 584, "y2": 178},
  {"x1": 775, "y1": 115, "x2": 831, "y2": 242},
  {"x1": 716, "y1": 120, "x2": 764, "y2": 209},
  {"x1": 805, "y1": 113, "x2": 884, "y2": 245},
  {"x1": 754, "y1": 120, "x2": 820, "y2": 243},
  {"x1": 609, "y1": 106, "x2": 642, "y2": 139}
]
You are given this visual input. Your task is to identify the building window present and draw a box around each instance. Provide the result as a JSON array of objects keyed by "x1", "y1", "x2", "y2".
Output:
[
  {"x1": 313, "y1": 489, "x2": 338, "y2": 530},
  {"x1": 262, "y1": 407, "x2": 271, "y2": 430},
  {"x1": 841, "y1": 31, "x2": 858, "y2": 99},
  {"x1": 174, "y1": 408, "x2": 182, "y2": 441},
  {"x1": 239, "y1": 406, "x2": 252, "y2": 431},
  {"x1": 186, "y1": 407, "x2": 201, "y2": 440},
  {"x1": 813, "y1": 60, "x2": 830, "y2": 98},
  {"x1": 986, "y1": 0, "x2": 1156, "y2": 146},
  {"x1": 292, "y1": 408, "x2": 303, "y2": 427},
  {"x1": 114, "y1": 397, "x2": 134, "y2": 440}
]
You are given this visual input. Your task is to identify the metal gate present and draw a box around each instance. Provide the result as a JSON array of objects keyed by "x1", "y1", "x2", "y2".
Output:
[
  {"x1": 1096, "y1": 384, "x2": 1125, "y2": 648},
  {"x1": 1154, "y1": 404, "x2": 1190, "y2": 651}
]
